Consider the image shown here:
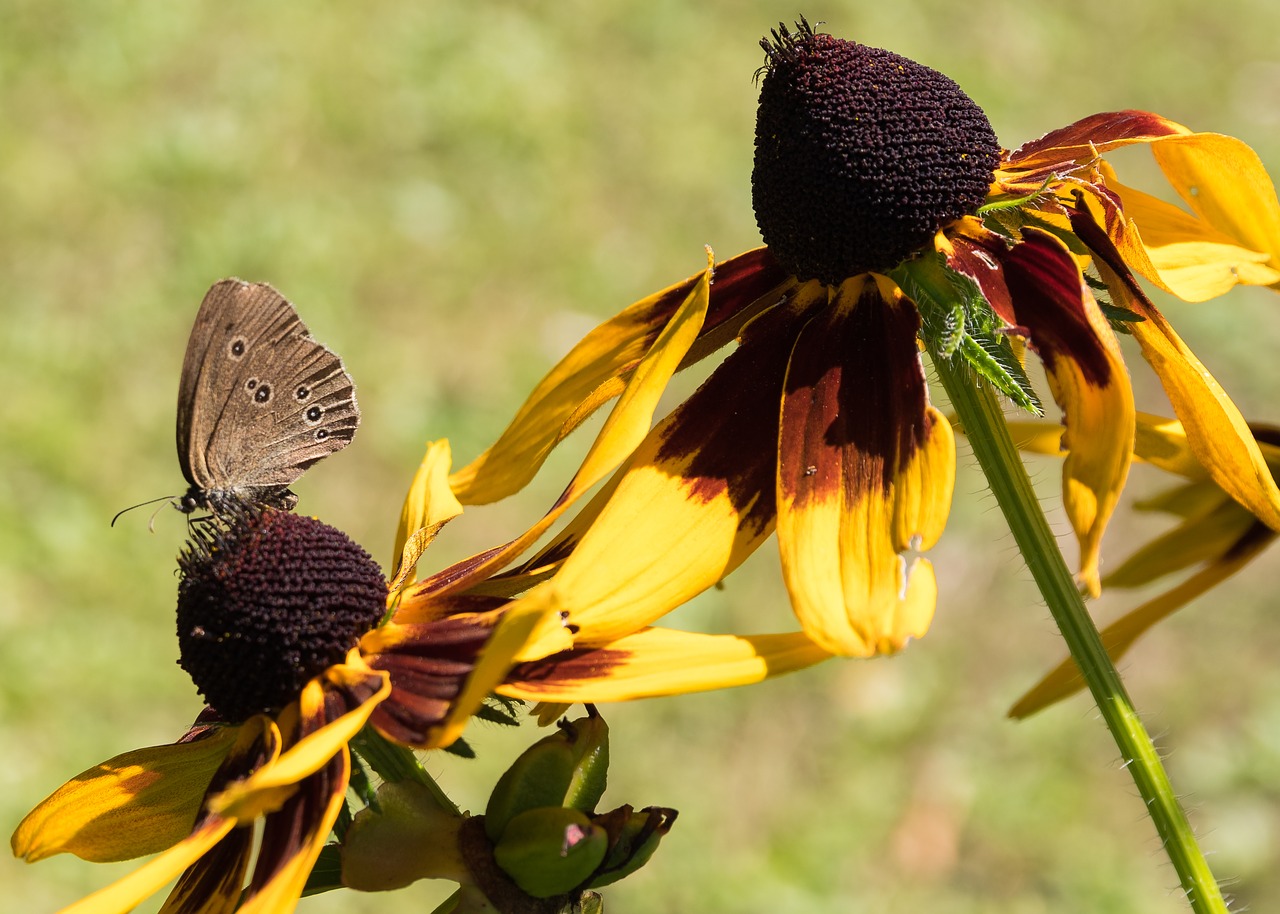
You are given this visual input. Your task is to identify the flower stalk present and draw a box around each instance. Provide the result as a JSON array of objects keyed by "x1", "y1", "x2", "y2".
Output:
[{"x1": 930, "y1": 347, "x2": 1227, "y2": 914}]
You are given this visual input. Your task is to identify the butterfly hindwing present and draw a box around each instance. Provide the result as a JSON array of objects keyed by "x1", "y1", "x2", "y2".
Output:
[{"x1": 176, "y1": 280, "x2": 360, "y2": 512}]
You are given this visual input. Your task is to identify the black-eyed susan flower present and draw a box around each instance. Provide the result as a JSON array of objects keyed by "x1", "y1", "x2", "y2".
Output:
[
  {"x1": 435, "y1": 19, "x2": 1280, "y2": 692},
  {"x1": 1006, "y1": 414, "x2": 1279, "y2": 717},
  {"x1": 10, "y1": 440, "x2": 640, "y2": 914}
]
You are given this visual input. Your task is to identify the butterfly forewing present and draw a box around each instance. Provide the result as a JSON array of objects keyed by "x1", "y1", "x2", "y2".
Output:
[{"x1": 176, "y1": 279, "x2": 360, "y2": 511}]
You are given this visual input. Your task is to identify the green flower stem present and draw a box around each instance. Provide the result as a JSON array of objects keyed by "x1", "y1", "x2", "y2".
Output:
[{"x1": 929, "y1": 350, "x2": 1226, "y2": 914}]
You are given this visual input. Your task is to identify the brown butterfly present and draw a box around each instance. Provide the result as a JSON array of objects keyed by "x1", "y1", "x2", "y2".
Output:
[{"x1": 175, "y1": 279, "x2": 360, "y2": 514}]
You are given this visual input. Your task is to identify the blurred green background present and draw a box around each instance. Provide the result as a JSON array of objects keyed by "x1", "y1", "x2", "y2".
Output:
[{"x1": 5, "y1": 1, "x2": 1280, "y2": 911}]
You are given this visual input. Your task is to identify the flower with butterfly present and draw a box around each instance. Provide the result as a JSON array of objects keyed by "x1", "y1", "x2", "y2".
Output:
[{"x1": 12, "y1": 272, "x2": 722, "y2": 913}]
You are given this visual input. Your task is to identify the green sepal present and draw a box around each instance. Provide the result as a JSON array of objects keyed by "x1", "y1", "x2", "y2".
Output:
[
  {"x1": 484, "y1": 713, "x2": 611, "y2": 843},
  {"x1": 893, "y1": 255, "x2": 1043, "y2": 416},
  {"x1": 339, "y1": 780, "x2": 468, "y2": 891},
  {"x1": 492, "y1": 807, "x2": 609, "y2": 899},
  {"x1": 476, "y1": 695, "x2": 524, "y2": 727},
  {"x1": 586, "y1": 805, "x2": 678, "y2": 889},
  {"x1": 301, "y1": 844, "x2": 345, "y2": 897},
  {"x1": 977, "y1": 174, "x2": 1055, "y2": 215}
]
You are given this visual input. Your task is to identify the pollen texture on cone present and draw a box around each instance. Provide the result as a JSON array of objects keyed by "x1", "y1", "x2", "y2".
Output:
[
  {"x1": 752, "y1": 21, "x2": 1000, "y2": 284},
  {"x1": 176, "y1": 510, "x2": 387, "y2": 721}
]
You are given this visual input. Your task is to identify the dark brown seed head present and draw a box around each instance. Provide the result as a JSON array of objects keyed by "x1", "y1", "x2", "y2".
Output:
[
  {"x1": 177, "y1": 510, "x2": 387, "y2": 721},
  {"x1": 753, "y1": 20, "x2": 1000, "y2": 284}
]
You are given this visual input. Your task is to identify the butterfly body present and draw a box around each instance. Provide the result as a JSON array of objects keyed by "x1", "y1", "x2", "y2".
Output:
[{"x1": 176, "y1": 279, "x2": 360, "y2": 515}]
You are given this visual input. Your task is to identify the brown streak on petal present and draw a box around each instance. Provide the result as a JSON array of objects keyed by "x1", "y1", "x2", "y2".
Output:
[
  {"x1": 409, "y1": 543, "x2": 511, "y2": 603},
  {"x1": 1226, "y1": 519, "x2": 1277, "y2": 561},
  {"x1": 1250, "y1": 424, "x2": 1280, "y2": 449},
  {"x1": 1002, "y1": 230, "x2": 1112, "y2": 387},
  {"x1": 1007, "y1": 111, "x2": 1184, "y2": 169},
  {"x1": 505, "y1": 647, "x2": 631, "y2": 692},
  {"x1": 365, "y1": 614, "x2": 498, "y2": 742},
  {"x1": 654, "y1": 292, "x2": 817, "y2": 534},
  {"x1": 780, "y1": 282, "x2": 929, "y2": 506},
  {"x1": 685, "y1": 247, "x2": 793, "y2": 365},
  {"x1": 1066, "y1": 204, "x2": 1158, "y2": 315},
  {"x1": 245, "y1": 751, "x2": 346, "y2": 901},
  {"x1": 161, "y1": 826, "x2": 254, "y2": 914},
  {"x1": 949, "y1": 235, "x2": 1015, "y2": 325},
  {"x1": 205, "y1": 722, "x2": 279, "y2": 798},
  {"x1": 369, "y1": 693, "x2": 452, "y2": 745}
]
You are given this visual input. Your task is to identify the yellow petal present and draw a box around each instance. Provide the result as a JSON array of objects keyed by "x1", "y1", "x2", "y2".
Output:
[
  {"x1": 539, "y1": 289, "x2": 820, "y2": 646},
  {"x1": 402, "y1": 249, "x2": 715, "y2": 606},
  {"x1": 209, "y1": 656, "x2": 389, "y2": 820},
  {"x1": 498, "y1": 628, "x2": 832, "y2": 702},
  {"x1": 1123, "y1": 298, "x2": 1280, "y2": 531},
  {"x1": 1149, "y1": 132, "x2": 1280, "y2": 284},
  {"x1": 432, "y1": 596, "x2": 566, "y2": 748},
  {"x1": 1009, "y1": 524, "x2": 1273, "y2": 717},
  {"x1": 776, "y1": 278, "x2": 953, "y2": 656},
  {"x1": 56, "y1": 817, "x2": 238, "y2": 914},
  {"x1": 390, "y1": 440, "x2": 464, "y2": 591},
  {"x1": 1104, "y1": 498, "x2": 1257, "y2": 589},
  {"x1": 448, "y1": 248, "x2": 790, "y2": 509},
  {"x1": 1102, "y1": 162, "x2": 1280, "y2": 301},
  {"x1": 1003, "y1": 229, "x2": 1134, "y2": 597},
  {"x1": 236, "y1": 753, "x2": 350, "y2": 914},
  {"x1": 1005, "y1": 420, "x2": 1067, "y2": 458},
  {"x1": 12, "y1": 727, "x2": 238, "y2": 864}
]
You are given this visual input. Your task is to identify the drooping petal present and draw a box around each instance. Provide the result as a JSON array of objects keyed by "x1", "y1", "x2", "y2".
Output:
[
  {"x1": 1102, "y1": 165, "x2": 1280, "y2": 302},
  {"x1": 1002, "y1": 110, "x2": 1190, "y2": 176},
  {"x1": 498, "y1": 627, "x2": 832, "y2": 702},
  {"x1": 208, "y1": 654, "x2": 388, "y2": 821},
  {"x1": 1148, "y1": 131, "x2": 1280, "y2": 286},
  {"x1": 398, "y1": 249, "x2": 718, "y2": 607},
  {"x1": 363, "y1": 596, "x2": 564, "y2": 749},
  {"x1": 776, "y1": 276, "x2": 954, "y2": 656},
  {"x1": 1009, "y1": 521, "x2": 1274, "y2": 717},
  {"x1": 390, "y1": 440, "x2": 464, "y2": 592},
  {"x1": 59, "y1": 817, "x2": 239, "y2": 914},
  {"x1": 1070, "y1": 209, "x2": 1280, "y2": 532},
  {"x1": 448, "y1": 247, "x2": 790, "y2": 505},
  {"x1": 237, "y1": 750, "x2": 348, "y2": 914},
  {"x1": 34, "y1": 718, "x2": 280, "y2": 914},
  {"x1": 1002, "y1": 229, "x2": 1134, "y2": 596},
  {"x1": 529, "y1": 286, "x2": 823, "y2": 647},
  {"x1": 1011, "y1": 412, "x2": 1216, "y2": 481},
  {"x1": 12, "y1": 727, "x2": 238, "y2": 864},
  {"x1": 1105, "y1": 497, "x2": 1258, "y2": 589},
  {"x1": 157, "y1": 827, "x2": 253, "y2": 914}
]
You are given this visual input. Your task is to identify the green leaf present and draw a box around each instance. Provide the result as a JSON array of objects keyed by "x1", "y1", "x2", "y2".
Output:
[
  {"x1": 893, "y1": 255, "x2": 1043, "y2": 416},
  {"x1": 301, "y1": 843, "x2": 345, "y2": 896}
]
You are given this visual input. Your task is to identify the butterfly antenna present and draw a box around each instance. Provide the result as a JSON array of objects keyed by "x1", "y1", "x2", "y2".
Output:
[{"x1": 111, "y1": 495, "x2": 179, "y2": 529}]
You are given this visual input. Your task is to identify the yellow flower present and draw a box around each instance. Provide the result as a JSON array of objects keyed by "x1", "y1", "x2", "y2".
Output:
[
  {"x1": 431, "y1": 20, "x2": 1280, "y2": 700},
  {"x1": 1007, "y1": 413, "x2": 1278, "y2": 717},
  {"x1": 11, "y1": 444, "x2": 591, "y2": 914}
]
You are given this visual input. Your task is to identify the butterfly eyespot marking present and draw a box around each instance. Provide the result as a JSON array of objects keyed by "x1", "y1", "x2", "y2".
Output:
[
  {"x1": 295, "y1": 385, "x2": 311, "y2": 401},
  {"x1": 305, "y1": 405, "x2": 323, "y2": 423},
  {"x1": 254, "y1": 383, "x2": 272, "y2": 404},
  {"x1": 315, "y1": 428, "x2": 330, "y2": 441},
  {"x1": 245, "y1": 378, "x2": 258, "y2": 390},
  {"x1": 229, "y1": 339, "x2": 247, "y2": 358}
]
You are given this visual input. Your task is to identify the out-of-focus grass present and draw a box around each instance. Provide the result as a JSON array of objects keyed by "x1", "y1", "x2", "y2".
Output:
[{"x1": 3, "y1": 2, "x2": 1280, "y2": 912}]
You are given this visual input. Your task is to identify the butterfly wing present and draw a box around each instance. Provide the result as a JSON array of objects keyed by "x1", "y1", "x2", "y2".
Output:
[{"x1": 176, "y1": 280, "x2": 360, "y2": 505}]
